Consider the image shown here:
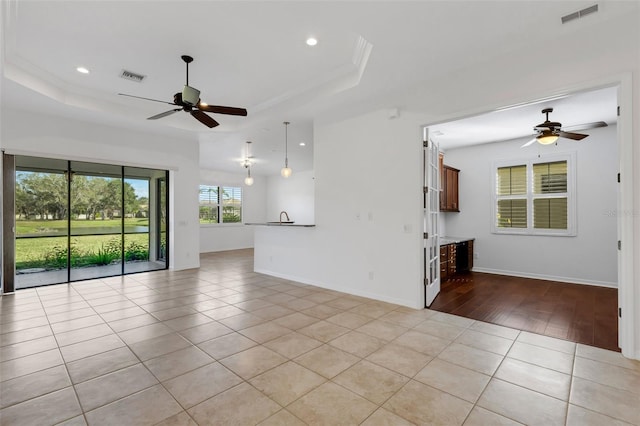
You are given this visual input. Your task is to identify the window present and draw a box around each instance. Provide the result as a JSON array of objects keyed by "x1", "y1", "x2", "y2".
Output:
[
  {"x1": 199, "y1": 185, "x2": 242, "y2": 224},
  {"x1": 493, "y1": 154, "x2": 575, "y2": 236}
]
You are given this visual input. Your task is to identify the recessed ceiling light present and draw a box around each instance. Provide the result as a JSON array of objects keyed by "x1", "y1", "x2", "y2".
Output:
[
  {"x1": 76, "y1": 67, "x2": 90, "y2": 74},
  {"x1": 299, "y1": 142, "x2": 306, "y2": 146},
  {"x1": 306, "y1": 37, "x2": 318, "y2": 46}
]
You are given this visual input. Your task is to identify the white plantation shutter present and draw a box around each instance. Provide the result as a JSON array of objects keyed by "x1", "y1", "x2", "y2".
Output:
[
  {"x1": 497, "y1": 199, "x2": 527, "y2": 228},
  {"x1": 199, "y1": 185, "x2": 219, "y2": 223},
  {"x1": 497, "y1": 165, "x2": 527, "y2": 195},
  {"x1": 496, "y1": 165, "x2": 527, "y2": 228},
  {"x1": 199, "y1": 185, "x2": 242, "y2": 224},
  {"x1": 532, "y1": 160, "x2": 568, "y2": 230},
  {"x1": 533, "y1": 198, "x2": 568, "y2": 229},
  {"x1": 493, "y1": 156, "x2": 574, "y2": 235},
  {"x1": 533, "y1": 161, "x2": 567, "y2": 194},
  {"x1": 221, "y1": 186, "x2": 242, "y2": 223}
]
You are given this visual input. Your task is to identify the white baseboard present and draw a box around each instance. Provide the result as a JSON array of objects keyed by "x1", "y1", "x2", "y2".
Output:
[
  {"x1": 471, "y1": 267, "x2": 617, "y2": 288},
  {"x1": 254, "y1": 267, "x2": 423, "y2": 309}
]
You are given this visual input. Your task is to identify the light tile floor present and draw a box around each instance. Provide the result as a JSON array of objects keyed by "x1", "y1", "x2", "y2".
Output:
[{"x1": 1, "y1": 249, "x2": 639, "y2": 425}]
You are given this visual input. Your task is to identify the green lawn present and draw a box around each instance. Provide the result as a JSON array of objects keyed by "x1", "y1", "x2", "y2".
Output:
[
  {"x1": 16, "y1": 233, "x2": 150, "y2": 270},
  {"x1": 14, "y1": 218, "x2": 160, "y2": 270}
]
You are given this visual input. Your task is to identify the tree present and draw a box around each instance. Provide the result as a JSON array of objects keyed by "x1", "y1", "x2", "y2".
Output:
[{"x1": 15, "y1": 172, "x2": 67, "y2": 220}]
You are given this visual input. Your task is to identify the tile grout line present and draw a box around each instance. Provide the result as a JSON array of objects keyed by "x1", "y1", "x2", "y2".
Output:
[
  {"x1": 462, "y1": 329, "x2": 524, "y2": 425},
  {"x1": 35, "y1": 283, "x2": 89, "y2": 426},
  {"x1": 73, "y1": 276, "x2": 205, "y2": 425}
]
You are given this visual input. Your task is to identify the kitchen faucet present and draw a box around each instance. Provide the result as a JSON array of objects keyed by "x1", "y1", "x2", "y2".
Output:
[{"x1": 280, "y1": 211, "x2": 290, "y2": 223}]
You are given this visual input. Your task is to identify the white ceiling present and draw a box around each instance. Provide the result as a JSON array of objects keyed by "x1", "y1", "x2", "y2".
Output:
[
  {"x1": 430, "y1": 86, "x2": 618, "y2": 150},
  {"x1": 1, "y1": 1, "x2": 633, "y2": 175}
]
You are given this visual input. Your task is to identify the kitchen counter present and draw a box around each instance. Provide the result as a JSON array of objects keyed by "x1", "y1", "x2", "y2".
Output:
[
  {"x1": 245, "y1": 223, "x2": 316, "y2": 227},
  {"x1": 440, "y1": 236, "x2": 474, "y2": 246}
]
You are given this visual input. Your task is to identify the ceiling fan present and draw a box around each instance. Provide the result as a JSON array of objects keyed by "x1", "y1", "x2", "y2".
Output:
[
  {"x1": 119, "y1": 55, "x2": 247, "y2": 128},
  {"x1": 521, "y1": 108, "x2": 607, "y2": 147}
]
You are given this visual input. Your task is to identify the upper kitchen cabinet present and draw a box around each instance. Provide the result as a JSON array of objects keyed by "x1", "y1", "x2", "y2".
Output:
[{"x1": 439, "y1": 153, "x2": 460, "y2": 212}]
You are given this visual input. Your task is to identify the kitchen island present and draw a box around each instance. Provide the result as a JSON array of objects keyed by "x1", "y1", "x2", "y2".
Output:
[{"x1": 245, "y1": 223, "x2": 316, "y2": 227}]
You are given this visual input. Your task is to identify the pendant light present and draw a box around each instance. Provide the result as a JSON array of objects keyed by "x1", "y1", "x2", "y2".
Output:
[
  {"x1": 244, "y1": 141, "x2": 254, "y2": 186},
  {"x1": 281, "y1": 121, "x2": 292, "y2": 178}
]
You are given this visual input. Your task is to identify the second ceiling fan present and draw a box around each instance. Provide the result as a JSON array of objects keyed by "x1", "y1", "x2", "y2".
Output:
[
  {"x1": 521, "y1": 108, "x2": 607, "y2": 147},
  {"x1": 119, "y1": 55, "x2": 247, "y2": 128}
]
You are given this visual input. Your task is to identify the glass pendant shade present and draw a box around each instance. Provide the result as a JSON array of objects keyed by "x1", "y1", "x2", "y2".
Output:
[
  {"x1": 537, "y1": 131, "x2": 559, "y2": 145},
  {"x1": 243, "y1": 141, "x2": 254, "y2": 185},
  {"x1": 281, "y1": 167, "x2": 292, "y2": 178},
  {"x1": 282, "y1": 121, "x2": 292, "y2": 178}
]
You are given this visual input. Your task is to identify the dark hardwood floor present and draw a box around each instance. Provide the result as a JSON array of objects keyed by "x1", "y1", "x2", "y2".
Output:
[{"x1": 430, "y1": 272, "x2": 619, "y2": 352}]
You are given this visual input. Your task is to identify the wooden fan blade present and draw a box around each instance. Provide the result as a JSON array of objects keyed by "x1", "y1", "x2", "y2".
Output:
[
  {"x1": 191, "y1": 110, "x2": 219, "y2": 128},
  {"x1": 558, "y1": 131, "x2": 588, "y2": 141},
  {"x1": 562, "y1": 121, "x2": 608, "y2": 131},
  {"x1": 521, "y1": 137, "x2": 537, "y2": 148},
  {"x1": 198, "y1": 104, "x2": 247, "y2": 116},
  {"x1": 148, "y1": 109, "x2": 181, "y2": 120},
  {"x1": 119, "y1": 93, "x2": 177, "y2": 105}
]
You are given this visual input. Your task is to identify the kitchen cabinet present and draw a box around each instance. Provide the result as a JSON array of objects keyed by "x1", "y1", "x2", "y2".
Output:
[
  {"x1": 440, "y1": 244, "x2": 456, "y2": 280},
  {"x1": 440, "y1": 165, "x2": 459, "y2": 212},
  {"x1": 440, "y1": 238, "x2": 473, "y2": 281}
]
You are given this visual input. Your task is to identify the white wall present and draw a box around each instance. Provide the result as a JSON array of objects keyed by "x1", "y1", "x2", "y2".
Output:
[
  {"x1": 255, "y1": 110, "x2": 425, "y2": 308},
  {"x1": 442, "y1": 125, "x2": 618, "y2": 287},
  {"x1": 254, "y1": 11, "x2": 640, "y2": 357},
  {"x1": 199, "y1": 169, "x2": 267, "y2": 253},
  {"x1": 266, "y1": 170, "x2": 315, "y2": 224},
  {"x1": 0, "y1": 109, "x2": 201, "y2": 271}
]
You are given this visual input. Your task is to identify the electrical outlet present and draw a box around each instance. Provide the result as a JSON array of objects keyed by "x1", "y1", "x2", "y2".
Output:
[
  {"x1": 474, "y1": 253, "x2": 479, "y2": 259},
  {"x1": 368, "y1": 271, "x2": 374, "y2": 280}
]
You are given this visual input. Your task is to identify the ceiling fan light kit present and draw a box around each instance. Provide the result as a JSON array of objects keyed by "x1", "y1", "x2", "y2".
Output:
[
  {"x1": 536, "y1": 131, "x2": 559, "y2": 145},
  {"x1": 119, "y1": 55, "x2": 247, "y2": 128},
  {"x1": 521, "y1": 107, "x2": 603, "y2": 148},
  {"x1": 281, "y1": 121, "x2": 292, "y2": 178}
]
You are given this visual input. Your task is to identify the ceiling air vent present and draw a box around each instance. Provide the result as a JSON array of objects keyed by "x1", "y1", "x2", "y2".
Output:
[
  {"x1": 562, "y1": 4, "x2": 598, "y2": 24},
  {"x1": 120, "y1": 69, "x2": 146, "y2": 83}
]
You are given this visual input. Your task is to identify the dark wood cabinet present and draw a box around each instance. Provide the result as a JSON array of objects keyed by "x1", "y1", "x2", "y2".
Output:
[
  {"x1": 440, "y1": 164, "x2": 460, "y2": 212},
  {"x1": 440, "y1": 245, "x2": 450, "y2": 280},
  {"x1": 440, "y1": 239, "x2": 473, "y2": 281}
]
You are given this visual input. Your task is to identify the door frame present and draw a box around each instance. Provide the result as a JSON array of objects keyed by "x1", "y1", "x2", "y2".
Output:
[
  {"x1": 419, "y1": 73, "x2": 635, "y2": 358},
  {"x1": 423, "y1": 129, "x2": 441, "y2": 307}
]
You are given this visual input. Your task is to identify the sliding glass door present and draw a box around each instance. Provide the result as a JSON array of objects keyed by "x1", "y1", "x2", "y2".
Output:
[
  {"x1": 15, "y1": 157, "x2": 69, "y2": 288},
  {"x1": 69, "y1": 161, "x2": 123, "y2": 281},
  {"x1": 11, "y1": 155, "x2": 169, "y2": 290},
  {"x1": 123, "y1": 167, "x2": 167, "y2": 274}
]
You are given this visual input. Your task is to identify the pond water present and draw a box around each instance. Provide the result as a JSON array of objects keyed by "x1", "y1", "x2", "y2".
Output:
[{"x1": 20, "y1": 226, "x2": 149, "y2": 238}]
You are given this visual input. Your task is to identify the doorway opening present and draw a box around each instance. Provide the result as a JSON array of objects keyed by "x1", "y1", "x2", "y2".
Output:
[{"x1": 421, "y1": 85, "x2": 623, "y2": 352}]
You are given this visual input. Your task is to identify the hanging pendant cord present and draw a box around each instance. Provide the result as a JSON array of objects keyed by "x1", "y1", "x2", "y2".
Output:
[{"x1": 284, "y1": 121, "x2": 290, "y2": 168}]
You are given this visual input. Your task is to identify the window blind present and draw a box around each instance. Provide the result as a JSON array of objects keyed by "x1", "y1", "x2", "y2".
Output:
[
  {"x1": 533, "y1": 198, "x2": 568, "y2": 229},
  {"x1": 497, "y1": 165, "x2": 526, "y2": 195},
  {"x1": 533, "y1": 161, "x2": 567, "y2": 194},
  {"x1": 497, "y1": 199, "x2": 527, "y2": 228},
  {"x1": 221, "y1": 186, "x2": 242, "y2": 223},
  {"x1": 199, "y1": 185, "x2": 219, "y2": 223},
  {"x1": 494, "y1": 158, "x2": 571, "y2": 234}
]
